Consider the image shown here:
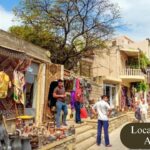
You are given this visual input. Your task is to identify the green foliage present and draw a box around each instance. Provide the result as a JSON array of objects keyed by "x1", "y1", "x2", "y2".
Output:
[
  {"x1": 136, "y1": 82, "x2": 148, "y2": 92},
  {"x1": 127, "y1": 58, "x2": 139, "y2": 69},
  {"x1": 140, "y1": 52, "x2": 150, "y2": 69},
  {"x1": 10, "y1": 0, "x2": 120, "y2": 69},
  {"x1": 127, "y1": 52, "x2": 150, "y2": 69},
  {"x1": 9, "y1": 25, "x2": 56, "y2": 50}
]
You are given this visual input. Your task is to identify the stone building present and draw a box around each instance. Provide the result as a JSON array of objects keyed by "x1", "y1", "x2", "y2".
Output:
[{"x1": 79, "y1": 36, "x2": 149, "y2": 110}]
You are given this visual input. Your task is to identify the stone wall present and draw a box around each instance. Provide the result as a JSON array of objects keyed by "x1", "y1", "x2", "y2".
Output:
[
  {"x1": 86, "y1": 113, "x2": 134, "y2": 133},
  {"x1": 89, "y1": 82, "x2": 103, "y2": 102}
]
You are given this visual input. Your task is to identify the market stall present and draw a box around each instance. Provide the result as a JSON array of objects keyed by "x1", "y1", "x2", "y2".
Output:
[
  {"x1": 0, "y1": 48, "x2": 75, "y2": 150},
  {"x1": 0, "y1": 47, "x2": 31, "y2": 120}
]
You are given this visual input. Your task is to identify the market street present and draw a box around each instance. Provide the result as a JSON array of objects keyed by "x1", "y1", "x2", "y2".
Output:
[{"x1": 87, "y1": 123, "x2": 129, "y2": 150}]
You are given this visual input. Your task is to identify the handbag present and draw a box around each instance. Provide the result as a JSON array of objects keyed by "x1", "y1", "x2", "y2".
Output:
[{"x1": 80, "y1": 106, "x2": 88, "y2": 118}]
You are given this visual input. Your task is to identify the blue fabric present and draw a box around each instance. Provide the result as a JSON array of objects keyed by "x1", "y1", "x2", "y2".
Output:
[
  {"x1": 74, "y1": 101, "x2": 81, "y2": 122},
  {"x1": 56, "y1": 101, "x2": 68, "y2": 128},
  {"x1": 97, "y1": 120, "x2": 110, "y2": 145}
]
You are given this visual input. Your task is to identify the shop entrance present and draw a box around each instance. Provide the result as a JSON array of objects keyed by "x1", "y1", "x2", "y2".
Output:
[{"x1": 103, "y1": 84, "x2": 117, "y2": 108}]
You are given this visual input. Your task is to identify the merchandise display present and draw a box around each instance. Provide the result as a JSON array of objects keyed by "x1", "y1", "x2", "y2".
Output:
[{"x1": 0, "y1": 71, "x2": 10, "y2": 98}]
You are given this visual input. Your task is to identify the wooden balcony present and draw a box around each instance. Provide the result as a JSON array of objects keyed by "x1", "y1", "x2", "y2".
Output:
[{"x1": 120, "y1": 68, "x2": 145, "y2": 82}]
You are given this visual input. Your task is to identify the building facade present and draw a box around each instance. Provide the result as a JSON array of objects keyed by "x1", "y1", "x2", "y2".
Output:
[{"x1": 79, "y1": 36, "x2": 149, "y2": 110}]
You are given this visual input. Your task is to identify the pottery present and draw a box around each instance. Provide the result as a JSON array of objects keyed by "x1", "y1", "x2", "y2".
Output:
[
  {"x1": 21, "y1": 137, "x2": 31, "y2": 150},
  {"x1": 11, "y1": 136, "x2": 22, "y2": 150}
]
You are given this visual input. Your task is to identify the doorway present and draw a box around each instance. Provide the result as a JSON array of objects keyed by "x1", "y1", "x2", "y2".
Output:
[{"x1": 103, "y1": 84, "x2": 117, "y2": 108}]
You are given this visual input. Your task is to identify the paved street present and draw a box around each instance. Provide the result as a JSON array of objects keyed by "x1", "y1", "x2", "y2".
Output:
[{"x1": 87, "y1": 123, "x2": 128, "y2": 150}]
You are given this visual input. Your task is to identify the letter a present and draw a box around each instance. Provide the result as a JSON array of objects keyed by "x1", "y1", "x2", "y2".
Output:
[{"x1": 144, "y1": 137, "x2": 150, "y2": 145}]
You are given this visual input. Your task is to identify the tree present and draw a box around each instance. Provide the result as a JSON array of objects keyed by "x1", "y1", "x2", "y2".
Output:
[
  {"x1": 11, "y1": 0, "x2": 120, "y2": 69},
  {"x1": 9, "y1": 26, "x2": 56, "y2": 50}
]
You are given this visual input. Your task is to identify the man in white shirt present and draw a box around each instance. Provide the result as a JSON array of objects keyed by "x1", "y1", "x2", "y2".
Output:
[
  {"x1": 92, "y1": 95, "x2": 112, "y2": 147},
  {"x1": 140, "y1": 99, "x2": 149, "y2": 122}
]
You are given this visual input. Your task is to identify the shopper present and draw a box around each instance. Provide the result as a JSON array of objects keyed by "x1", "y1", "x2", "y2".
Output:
[
  {"x1": 134, "y1": 100, "x2": 141, "y2": 122},
  {"x1": 92, "y1": 95, "x2": 112, "y2": 147},
  {"x1": 140, "y1": 98, "x2": 149, "y2": 123},
  {"x1": 75, "y1": 87, "x2": 84, "y2": 124},
  {"x1": 53, "y1": 79, "x2": 68, "y2": 128}
]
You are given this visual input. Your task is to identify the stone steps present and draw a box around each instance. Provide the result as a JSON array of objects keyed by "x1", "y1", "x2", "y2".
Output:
[
  {"x1": 74, "y1": 122, "x2": 87, "y2": 128},
  {"x1": 75, "y1": 137, "x2": 96, "y2": 150},
  {"x1": 76, "y1": 129, "x2": 96, "y2": 144},
  {"x1": 76, "y1": 125, "x2": 93, "y2": 135},
  {"x1": 75, "y1": 123, "x2": 97, "y2": 150}
]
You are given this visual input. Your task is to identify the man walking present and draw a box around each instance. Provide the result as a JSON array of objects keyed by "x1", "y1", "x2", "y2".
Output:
[
  {"x1": 53, "y1": 79, "x2": 68, "y2": 128},
  {"x1": 92, "y1": 95, "x2": 112, "y2": 147}
]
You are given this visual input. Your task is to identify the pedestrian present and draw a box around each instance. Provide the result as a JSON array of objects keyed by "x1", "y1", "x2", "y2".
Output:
[
  {"x1": 134, "y1": 100, "x2": 141, "y2": 122},
  {"x1": 53, "y1": 79, "x2": 68, "y2": 128},
  {"x1": 74, "y1": 87, "x2": 84, "y2": 124},
  {"x1": 92, "y1": 95, "x2": 112, "y2": 147},
  {"x1": 140, "y1": 98, "x2": 149, "y2": 123}
]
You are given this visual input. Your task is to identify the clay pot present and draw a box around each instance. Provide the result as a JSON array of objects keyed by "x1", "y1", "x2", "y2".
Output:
[{"x1": 11, "y1": 136, "x2": 22, "y2": 150}]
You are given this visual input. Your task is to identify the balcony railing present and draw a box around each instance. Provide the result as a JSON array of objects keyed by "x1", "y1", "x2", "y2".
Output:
[{"x1": 120, "y1": 68, "x2": 144, "y2": 76}]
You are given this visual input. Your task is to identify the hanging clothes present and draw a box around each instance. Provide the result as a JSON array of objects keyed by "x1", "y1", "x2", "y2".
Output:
[
  {"x1": 64, "y1": 80, "x2": 74, "y2": 92},
  {"x1": 70, "y1": 91, "x2": 76, "y2": 109},
  {"x1": 13, "y1": 71, "x2": 25, "y2": 104},
  {"x1": 75, "y1": 79, "x2": 84, "y2": 103},
  {"x1": 0, "y1": 71, "x2": 10, "y2": 98}
]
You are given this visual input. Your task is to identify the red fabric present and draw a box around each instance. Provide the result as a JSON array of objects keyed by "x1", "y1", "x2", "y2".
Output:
[
  {"x1": 80, "y1": 107, "x2": 88, "y2": 118},
  {"x1": 75, "y1": 79, "x2": 83, "y2": 103}
]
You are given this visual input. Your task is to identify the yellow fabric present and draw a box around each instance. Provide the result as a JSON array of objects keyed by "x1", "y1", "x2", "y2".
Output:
[
  {"x1": 17, "y1": 115, "x2": 34, "y2": 120},
  {"x1": 0, "y1": 71, "x2": 10, "y2": 98}
]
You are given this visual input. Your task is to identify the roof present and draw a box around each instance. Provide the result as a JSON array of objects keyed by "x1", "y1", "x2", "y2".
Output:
[
  {"x1": 119, "y1": 47, "x2": 140, "y2": 57},
  {"x1": 0, "y1": 30, "x2": 51, "y2": 63}
]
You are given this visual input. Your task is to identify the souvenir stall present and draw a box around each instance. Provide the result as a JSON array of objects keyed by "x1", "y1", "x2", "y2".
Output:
[
  {"x1": 0, "y1": 47, "x2": 34, "y2": 149},
  {"x1": 0, "y1": 47, "x2": 31, "y2": 120},
  {"x1": 0, "y1": 48, "x2": 75, "y2": 150},
  {"x1": 63, "y1": 70, "x2": 92, "y2": 119}
]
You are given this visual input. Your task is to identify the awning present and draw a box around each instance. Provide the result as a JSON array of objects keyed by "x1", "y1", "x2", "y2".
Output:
[
  {"x1": 120, "y1": 48, "x2": 139, "y2": 57},
  {"x1": 103, "y1": 76, "x2": 122, "y2": 83},
  {"x1": 0, "y1": 46, "x2": 31, "y2": 72},
  {"x1": 0, "y1": 46, "x2": 29, "y2": 60}
]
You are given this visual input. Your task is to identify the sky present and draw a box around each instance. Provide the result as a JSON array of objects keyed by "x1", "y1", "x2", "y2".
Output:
[{"x1": 0, "y1": 0, "x2": 150, "y2": 41}]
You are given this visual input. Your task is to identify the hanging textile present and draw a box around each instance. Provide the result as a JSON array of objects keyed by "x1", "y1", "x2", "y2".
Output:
[
  {"x1": 75, "y1": 79, "x2": 84, "y2": 103},
  {"x1": 64, "y1": 80, "x2": 74, "y2": 92},
  {"x1": 13, "y1": 71, "x2": 25, "y2": 104},
  {"x1": 70, "y1": 91, "x2": 76, "y2": 109},
  {"x1": 0, "y1": 71, "x2": 10, "y2": 98}
]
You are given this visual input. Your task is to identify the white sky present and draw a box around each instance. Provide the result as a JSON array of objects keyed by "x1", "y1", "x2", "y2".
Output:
[
  {"x1": 113, "y1": 0, "x2": 150, "y2": 41},
  {"x1": 0, "y1": 5, "x2": 19, "y2": 31},
  {"x1": 0, "y1": 1, "x2": 150, "y2": 41}
]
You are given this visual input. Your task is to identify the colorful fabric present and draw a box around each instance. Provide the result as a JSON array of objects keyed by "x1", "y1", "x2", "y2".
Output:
[
  {"x1": 64, "y1": 80, "x2": 74, "y2": 92},
  {"x1": 70, "y1": 91, "x2": 75, "y2": 109},
  {"x1": 0, "y1": 71, "x2": 10, "y2": 98},
  {"x1": 13, "y1": 71, "x2": 25, "y2": 104},
  {"x1": 75, "y1": 79, "x2": 84, "y2": 103}
]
